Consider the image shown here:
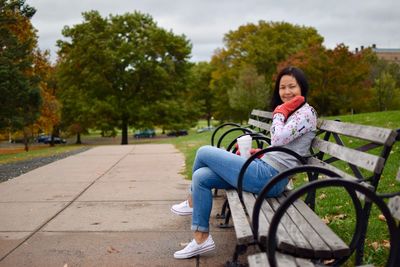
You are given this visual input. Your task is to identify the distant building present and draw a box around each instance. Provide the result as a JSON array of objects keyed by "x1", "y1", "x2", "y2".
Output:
[{"x1": 357, "y1": 44, "x2": 400, "y2": 64}]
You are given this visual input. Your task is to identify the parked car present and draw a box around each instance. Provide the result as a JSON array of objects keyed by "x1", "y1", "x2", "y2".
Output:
[
  {"x1": 196, "y1": 126, "x2": 215, "y2": 133},
  {"x1": 167, "y1": 130, "x2": 188, "y2": 136},
  {"x1": 36, "y1": 134, "x2": 49, "y2": 143},
  {"x1": 37, "y1": 135, "x2": 66, "y2": 144},
  {"x1": 133, "y1": 129, "x2": 156, "y2": 138},
  {"x1": 44, "y1": 137, "x2": 66, "y2": 144}
]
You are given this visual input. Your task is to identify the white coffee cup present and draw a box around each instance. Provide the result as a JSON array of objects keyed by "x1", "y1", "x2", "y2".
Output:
[{"x1": 237, "y1": 135, "x2": 252, "y2": 159}]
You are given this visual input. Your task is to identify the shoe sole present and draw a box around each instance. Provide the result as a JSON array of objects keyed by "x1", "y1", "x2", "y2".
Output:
[
  {"x1": 174, "y1": 243, "x2": 216, "y2": 259},
  {"x1": 170, "y1": 207, "x2": 192, "y2": 216}
]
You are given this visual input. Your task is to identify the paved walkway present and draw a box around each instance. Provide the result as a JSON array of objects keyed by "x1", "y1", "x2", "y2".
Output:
[{"x1": 0, "y1": 144, "x2": 239, "y2": 267}]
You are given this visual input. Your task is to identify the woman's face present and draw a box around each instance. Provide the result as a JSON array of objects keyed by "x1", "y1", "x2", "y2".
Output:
[{"x1": 279, "y1": 75, "x2": 302, "y2": 103}]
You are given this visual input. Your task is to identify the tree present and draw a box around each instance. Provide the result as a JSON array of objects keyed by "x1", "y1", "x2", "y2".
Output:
[
  {"x1": 373, "y1": 71, "x2": 400, "y2": 111},
  {"x1": 187, "y1": 62, "x2": 215, "y2": 127},
  {"x1": 210, "y1": 21, "x2": 324, "y2": 121},
  {"x1": 33, "y1": 50, "x2": 61, "y2": 144},
  {"x1": 57, "y1": 11, "x2": 192, "y2": 144},
  {"x1": 228, "y1": 64, "x2": 268, "y2": 121},
  {"x1": 0, "y1": 0, "x2": 41, "y2": 151},
  {"x1": 370, "y1": 58, "x2": 400, "y2": 111},
  {"x1": 278, "y1": 44, "x2": 374, "y2": 115}
]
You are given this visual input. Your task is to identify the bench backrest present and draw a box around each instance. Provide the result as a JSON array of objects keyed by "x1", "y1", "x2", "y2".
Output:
[
  {"x1": 248, "y1": 110, "x2": 273, "y2": 133},
  {"x1": 249, "y1": 109, "x2": 399, "y2": 187}
]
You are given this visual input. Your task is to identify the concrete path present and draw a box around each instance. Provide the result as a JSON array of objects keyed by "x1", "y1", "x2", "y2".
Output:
[{"x1": 0, "y1": 144, "x2": 241, "y2": 267}]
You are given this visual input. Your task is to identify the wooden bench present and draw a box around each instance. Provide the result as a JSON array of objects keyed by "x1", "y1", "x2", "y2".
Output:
[{"x1": 211, "y1": 109, "x2": 400, "y2": 266}]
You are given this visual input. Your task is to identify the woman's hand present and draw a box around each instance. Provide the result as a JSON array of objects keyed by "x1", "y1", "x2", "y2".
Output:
[
  {"x1": 236, "y1": 146, "x2": 264, "y2": 159},
  {"x1": 250, "y1": 148, "x2": 264, "y2": 158},
  {"x1": 273, "y1": 95, "x2": 305, "y2": 121}
]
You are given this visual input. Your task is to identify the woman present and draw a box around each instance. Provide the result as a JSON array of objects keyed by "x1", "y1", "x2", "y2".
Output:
[{"x1": 171, "y1": 66, "x2": 317, "y2": 259}]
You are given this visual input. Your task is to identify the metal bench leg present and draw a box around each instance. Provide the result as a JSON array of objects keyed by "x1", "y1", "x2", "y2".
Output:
[
  {"x1": 225, "y1": 244, "x2": 248, "y2": 267},
  {"x1": 355, "y1": 201, "x2": 373, "y2": 265},
  {"x1": 214, "y1": 188, "x2": 219, "y2": 196},
  {"x1": 216, "y1": 198, "x2": 229, "y2": 219},
  {"x1": 218, "y1": 209, "x2": 233, "y2": 228}
]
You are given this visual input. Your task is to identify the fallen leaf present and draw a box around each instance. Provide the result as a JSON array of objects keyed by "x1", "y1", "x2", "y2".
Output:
[
  {"x1": 322, "y1": 216, "x2": 330, "y2": 224},
  {"x1": 383, "y1": 240, "x2": 390, "y2": 248},
  {"x1": 107, "y1": 246, "x2": 120, "y2": 254},
  {"x1": 370, "y1": 242, "x2": 379, "y2": 250},
  {"x1": 318, "y1": 193, "x2": 327, "y2": 200},
  {"x1": 333, "y1": 214, "x2": 346, "y2": 220},
  {"x1": 378, "y1": 214, "x2": 386, "y2": 222},
  {"x1": 323, "y1": 259, "x2": 335, "y2": 264}
]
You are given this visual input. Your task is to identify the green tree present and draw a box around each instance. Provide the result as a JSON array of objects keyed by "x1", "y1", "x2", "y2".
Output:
[
  {"x1": 373, "y1": 71, "x2": 400, "y2": 111},
  {"x1": 370, "y1": 58, "x2": 400, "y2": 112},
  {"x1": 0, "y1": 0, "x2": 41, "y2": 151},
  {"x1": 228, "y1": 64, "x2": 268, "y2": 120},
  {"x1": 57, "y1": 11, "x2": 192, "y2": 144},
  {"x1": 187, "y1": 62, "x2": 215, "y2": 127}
]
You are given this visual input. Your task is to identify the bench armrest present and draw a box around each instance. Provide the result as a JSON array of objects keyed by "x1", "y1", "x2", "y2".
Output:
[
  {"x1": 211, "y1": 123, "x2": 241, "y2": 146},
  {"x1": 214, "y1": 127, "x2": 254, "y2": 148}
]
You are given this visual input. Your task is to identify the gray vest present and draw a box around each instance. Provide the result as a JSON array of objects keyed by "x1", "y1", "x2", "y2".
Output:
[{"x1": 262, "y1": 130, "x2": 315, "y2": 172}]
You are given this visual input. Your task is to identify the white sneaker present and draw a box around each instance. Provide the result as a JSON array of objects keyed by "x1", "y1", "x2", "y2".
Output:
[
  {"x1": 174, "y1": 235, "x2": 215, "y2": 259},
  {"x1": 171, "y1": 200, "x2": 193, "y2": 216}
]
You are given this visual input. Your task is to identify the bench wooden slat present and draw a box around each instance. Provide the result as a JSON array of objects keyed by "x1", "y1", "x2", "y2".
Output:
[
  {"x1": 277, "y1": 193, "x2": 335, "y2": 258},
  {"x1": 251, "y1": 109, "x2": 273, "y2": 119},
  {"x1": 242, "y1": 191, "x2": 298, "y2": 253},
  {"x1": 388, "y1": 195, "x2": 400, "y2": 221},
  {"x1": 312, "y1": 138, "x2": 385, "y2": 173},
  {"x1": 248, "y1": 252, "x2": 269, "y2": 267},
  {"x1": 226, "y1": 190, "x2": 254, "y2": 245},
  {"x1": 317, "y1": 119, "x2": 397, "y2": 146},
  {"x1": 291, "y1": 198, "x2": 350, "y2": 258},
  {"x1": 248, "y1": 118, "x2": 271, "y2": 131},
  {"x1": 248, "y1": 252, "x2": 315, "y2": 267},
  {"x1": 241, "y1": 192, "x2": 270, "y2": 239},
  {"x1": 268, "y1": 197, "x2": 314, "y2": 258},
  {"x1": 260, "y1": 200, "x2": 297, "y2": 254},
  {"x1": 307, "y1": 157, "x2": 358, "y2": 181}
]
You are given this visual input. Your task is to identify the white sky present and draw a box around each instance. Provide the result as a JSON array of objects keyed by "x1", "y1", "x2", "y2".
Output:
[{"x1": 26, "y1": 0, "x2": 400, "y2": 62}]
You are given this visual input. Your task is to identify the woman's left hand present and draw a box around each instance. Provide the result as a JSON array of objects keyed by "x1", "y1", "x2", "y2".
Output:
[{"x1": 250, "y1": 148, "x2": 264, "y2": 158}]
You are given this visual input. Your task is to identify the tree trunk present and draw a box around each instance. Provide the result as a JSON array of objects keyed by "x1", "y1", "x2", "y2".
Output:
[
  {"x1": 49, "y1": 131, "x2": 55, "y2": 147},
  {"x1": 207, "y1": 114, "x2": 212, "y2": 127},
  {"x1": 23, "y1": 132, "x2": 29, "y2": 152},
  {"x1": 121, "y1": 117, "x2": 128, "y2": 145},
  {"x1": 23, "y1": 128, "x2": 29, "y2": 152},
  {"x1": 76, "y1": 133, "x2": 82, "y2": 144}
]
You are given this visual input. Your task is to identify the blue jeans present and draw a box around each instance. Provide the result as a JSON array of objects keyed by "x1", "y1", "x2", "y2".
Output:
[{"x1": 191, "y1": 145, "x2": 288, "y2": 232}]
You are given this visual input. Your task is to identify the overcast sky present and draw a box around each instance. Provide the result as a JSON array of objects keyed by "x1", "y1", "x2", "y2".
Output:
[{"x1": 26, "y1": 0, "x2": 400, "y2": 62}]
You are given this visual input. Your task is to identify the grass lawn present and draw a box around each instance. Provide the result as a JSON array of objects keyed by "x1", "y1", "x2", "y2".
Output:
[{"x1": 0, "y1": 144, "x2": 88, "y2": 164}]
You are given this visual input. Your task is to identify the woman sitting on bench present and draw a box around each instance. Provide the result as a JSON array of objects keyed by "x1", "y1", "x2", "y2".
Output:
[{"x1": 171, "y1": 66, "x2": 318, "y2": 259}]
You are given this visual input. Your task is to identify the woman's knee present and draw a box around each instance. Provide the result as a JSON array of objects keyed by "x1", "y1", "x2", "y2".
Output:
[
  {"x1": 192, "y1": 167, "x2": 210, "y2": 187},
  {"x1": 196, "y1": 145, "x2": 214, "y2": 159}
]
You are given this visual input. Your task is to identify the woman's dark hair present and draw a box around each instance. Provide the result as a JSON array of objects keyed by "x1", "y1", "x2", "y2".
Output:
[{"x1": 270, "y1": 66, "x2": 309, "y2": 110}]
